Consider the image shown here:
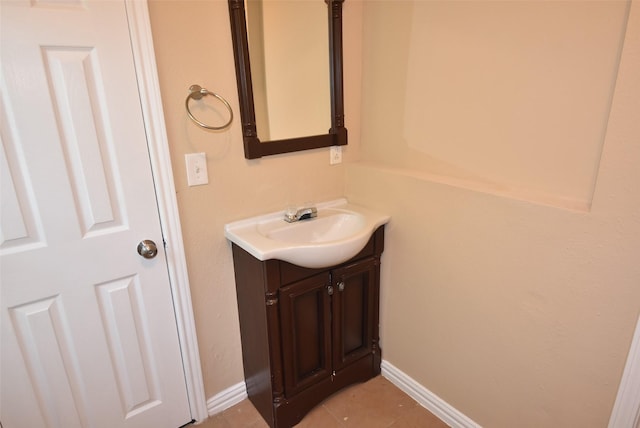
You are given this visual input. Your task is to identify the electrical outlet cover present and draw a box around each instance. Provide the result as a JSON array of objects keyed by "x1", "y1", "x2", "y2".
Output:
[{"x1": 330, "y1": 146, "x2": 342, "y2": 165}]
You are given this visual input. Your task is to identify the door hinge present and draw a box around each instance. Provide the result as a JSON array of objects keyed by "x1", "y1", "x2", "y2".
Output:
[{"x1": 265, "y1": 291, "x2": 278, "y2": 306}]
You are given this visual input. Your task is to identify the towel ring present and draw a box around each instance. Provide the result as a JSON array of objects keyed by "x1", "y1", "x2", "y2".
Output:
[{"x1": 185, "y1": 84, "x2": 233, "y2": 130}]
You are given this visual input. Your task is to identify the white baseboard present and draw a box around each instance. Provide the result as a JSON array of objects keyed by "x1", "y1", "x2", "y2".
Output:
[
  {"x1": 204, "y1": 361, "x2": 480, "y2": 427},
  {"x1": 381, "y1": 360, "x2": 481, "y2": 428},
  {"x1": 206, "y1": 381, "x2": 247, "y2": 417}
]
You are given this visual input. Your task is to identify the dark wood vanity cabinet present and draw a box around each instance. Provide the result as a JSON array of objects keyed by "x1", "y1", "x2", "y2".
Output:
[{"x1": 230, "y1": 226, "x2": 385, "y2": 428}]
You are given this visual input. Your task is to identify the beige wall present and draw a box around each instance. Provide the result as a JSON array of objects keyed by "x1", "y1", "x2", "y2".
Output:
[
  {"x1": 148, "y1": 0, "x2": 640, "y2": 426},
  {"x1": 348, "y1": 1, "x2": 640, "y2": 427},
  {"x1": 146, "y1": 0, "x2": 362, "y2": 398}
]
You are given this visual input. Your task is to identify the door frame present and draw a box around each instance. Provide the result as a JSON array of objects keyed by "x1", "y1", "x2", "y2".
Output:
[
  {"x1": 125, "y1": 0, "x2": 207, "y2": 421},
  {"x1": 608, "y1": 313, "x2": 640, "y2": 428}
]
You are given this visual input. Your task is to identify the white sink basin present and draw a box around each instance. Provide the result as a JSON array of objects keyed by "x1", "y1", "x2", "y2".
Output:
[{"x1": 224, "y1": 199, "x2": 390, "y2": 268}]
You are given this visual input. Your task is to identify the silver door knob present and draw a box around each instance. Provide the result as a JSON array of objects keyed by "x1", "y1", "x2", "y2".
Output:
[{"x1": 137, "y1": 240, "x2": 158, "y2": 259}]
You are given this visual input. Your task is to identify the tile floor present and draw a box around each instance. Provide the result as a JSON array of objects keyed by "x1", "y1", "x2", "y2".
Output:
[{"x1": 197, "y1": 376, "x2": 448, "y2": 428}]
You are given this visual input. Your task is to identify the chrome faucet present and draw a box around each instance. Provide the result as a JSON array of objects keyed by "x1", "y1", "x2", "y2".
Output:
[{"x1": 284, "y1": 206, "x2": 318, "y2": 223}]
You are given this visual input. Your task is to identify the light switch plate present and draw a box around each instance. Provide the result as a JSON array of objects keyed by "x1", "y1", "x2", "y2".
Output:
[{"x1": 185, "y1": 152, "x2": 208, "y2": 186}]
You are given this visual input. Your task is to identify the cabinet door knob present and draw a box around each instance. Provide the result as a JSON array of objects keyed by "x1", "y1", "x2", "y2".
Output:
[
  {"x1": 337, "y1": 281, "x2": 345, "y2": 292},
  {"x1": 327, "y1": 285, "x2": 334, "y2": 296}
]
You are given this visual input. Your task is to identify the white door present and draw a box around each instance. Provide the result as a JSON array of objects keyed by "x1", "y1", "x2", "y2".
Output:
[{"x1": 0, "y1": 1, "x2": 192, "y2": 427}]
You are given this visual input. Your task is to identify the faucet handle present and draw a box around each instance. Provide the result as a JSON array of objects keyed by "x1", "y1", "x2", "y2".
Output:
[{"x1": 284, "y1": 206, "x2": 298, "y2": 222}]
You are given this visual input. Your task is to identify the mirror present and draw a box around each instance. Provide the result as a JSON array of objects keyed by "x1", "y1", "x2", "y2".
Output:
[
  {"x1": 246, "y1": 0, "x2": 330, "y2": 142},
  {"x1": 228, "y1": 0, "x2": 347, "y2": 159}
]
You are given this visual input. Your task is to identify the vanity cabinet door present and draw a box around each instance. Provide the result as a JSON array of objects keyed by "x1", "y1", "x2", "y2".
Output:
[
  {"x1": 332, "y1": 258, "x2": 378, "y2": 373},
  {"x1": 279, "y1": 272, "x2": 333, "y2": 397}
]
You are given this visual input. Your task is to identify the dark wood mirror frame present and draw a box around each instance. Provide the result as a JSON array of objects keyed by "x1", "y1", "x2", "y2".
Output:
[{"x1": 228, "y1": 0, "x2": 347, "y2": 159}]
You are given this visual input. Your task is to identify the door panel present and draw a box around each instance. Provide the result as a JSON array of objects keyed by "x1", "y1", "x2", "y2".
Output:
[
  {"x1": 95, "y1": 276, "x2": 162, "y2": 418},
  {"x1": 8, "y1": 295, "x2": 91, "y2": 428},
  {"x1": 279, "y1": 273, "x2": 332, "y2": 397},
  {"x1": 0, "y1": 93, "x2": 45, "y2": 253},
  {"x1": 0, "y1": 1, "x2": 191, "y2": 427},
  {"x1": 43, "y1": 45, "x2": 125, "y2": 236},
  {"x1": 342, "y1": 277, "x2": 366, "y2": 354},
  {"x1": 332, "y1": 259, "x2": 377, "y2": 372}
]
